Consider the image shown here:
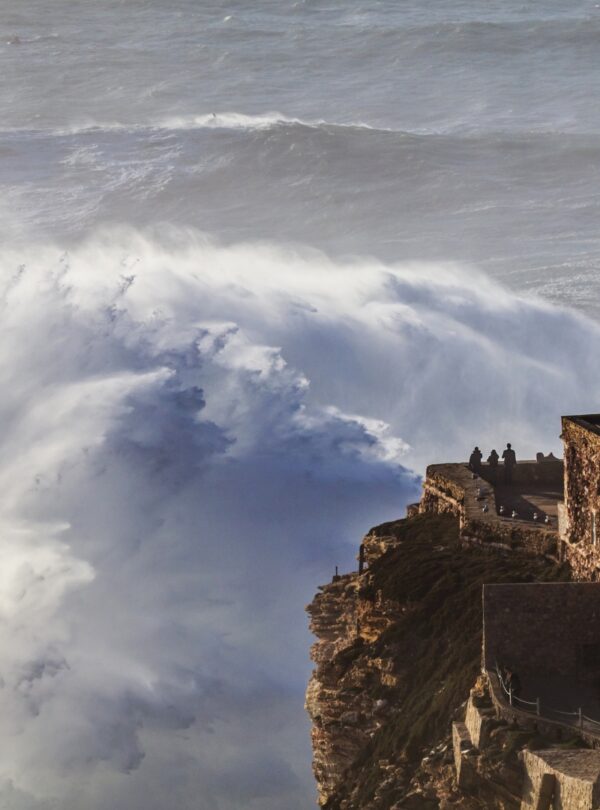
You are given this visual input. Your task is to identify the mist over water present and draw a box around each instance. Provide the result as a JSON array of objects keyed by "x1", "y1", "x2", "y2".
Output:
[{"x1": 2, "y1": 1, "x2": 600, "y2": 807}]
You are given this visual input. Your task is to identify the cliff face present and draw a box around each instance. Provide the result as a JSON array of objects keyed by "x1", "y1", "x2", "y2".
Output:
[
  {"x1": 306, "y1": 513, "x2": 568, "y2": 809},
  {"x1": 306, "y1": 573, "x2": 403, "y2": 806}
]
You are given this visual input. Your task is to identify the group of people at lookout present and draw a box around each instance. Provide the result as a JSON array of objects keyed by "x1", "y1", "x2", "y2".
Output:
[{"x1": 469, "y1": 443, "x2": 517, "y2": 484}]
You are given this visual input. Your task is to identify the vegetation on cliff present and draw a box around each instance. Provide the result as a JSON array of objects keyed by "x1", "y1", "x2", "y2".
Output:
[{"x1": 312, "y1": 512, "x2": 569, "y2": 809}]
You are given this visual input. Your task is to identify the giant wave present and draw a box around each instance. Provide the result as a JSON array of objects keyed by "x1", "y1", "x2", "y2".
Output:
[{"x1": 0, "y1": 231, "x2": 598, "y2": 808}]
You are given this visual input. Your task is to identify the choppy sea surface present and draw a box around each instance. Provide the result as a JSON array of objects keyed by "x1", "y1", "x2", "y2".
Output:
[
  {"x1": 2, "y1": 2, "x2": 600, "y2": 808},
  {"x1": 4, "y1": 0, "x2": 600, "y2": 310}
]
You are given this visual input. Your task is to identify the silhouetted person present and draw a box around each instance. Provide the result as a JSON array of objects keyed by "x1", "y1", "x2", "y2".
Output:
[
  {"x1": 487, "y1": 449, "x2": 499, "y2": 482},
  {"x1": 506, "y1": 669, "x2": 521, "y2": 699},
  {"x1": 502, "y1": 443, "x2": 517, "y2": 484},
  {"x1": 469, "y1": 446, "x2": 483, "y2": 474}
]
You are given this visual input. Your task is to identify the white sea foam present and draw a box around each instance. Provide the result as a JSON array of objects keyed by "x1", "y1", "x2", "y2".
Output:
[
  {"x1": 2, "y1": 0, "x2": 600, "y2": 806},
  {"x1": 1, "y1": 112, "x2": 387, "y2": 138},
  {"x1": 0, "y1": 231, "x2": 597, "y2": 808},
  {"x1": 155, "y1": 111, "x2": 314, "y2": 131}
]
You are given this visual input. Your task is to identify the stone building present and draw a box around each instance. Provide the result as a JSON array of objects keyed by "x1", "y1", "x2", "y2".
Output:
[
  {"x1": 561, "y1": 415, "x2": 600, "y2": 580},
  {"x1": 483, "y1": 582, "x2": 600, "y2": 706}
]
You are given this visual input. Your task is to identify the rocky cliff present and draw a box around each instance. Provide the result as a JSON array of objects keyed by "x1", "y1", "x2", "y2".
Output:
[{"x1": 306, "y1": 513, "x2": 569, "y2": 809}]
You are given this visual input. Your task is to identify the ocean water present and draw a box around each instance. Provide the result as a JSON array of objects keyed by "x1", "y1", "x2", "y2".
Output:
[
  {"x1": 2, "y1": 2, "x2": 600, "y2": 808},
  {"x1": 4, "y1": 0, "x2": 600, "y2": 311}
]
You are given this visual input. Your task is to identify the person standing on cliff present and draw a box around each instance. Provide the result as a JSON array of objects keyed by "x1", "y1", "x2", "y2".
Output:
[
  {"x1": 502, "y1": 443, "x2": 517, "y2": 484},
  {"x1": 469, "y1": 446, "x2": 483, "y2": 474},
  {"x1": 487, "y1": 449, "x2": 499, "y2": 483}
]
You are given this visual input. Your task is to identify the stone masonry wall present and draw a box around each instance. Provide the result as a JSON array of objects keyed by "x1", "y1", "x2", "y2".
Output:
[
  {"x1": 483, "y1": 583, "x2": 600, "y2": 680},
  {"x1": 520, "y1": 750, "x2": 600, "y2": 810},
  {"x1": 464, "y1": 693, "x2": 492, "y2": 750},
  {"x1": 452, "y1": 721, "x2": 475, "y2": 790},
  {"x1": 565, "y1": 543, "x2": 600, "y2": 583},
  {"x1": 421, "y1": 464, "x2": 558, "y2": 557},
  {"x1": 562, "y1": 418, "x2": 600, "y2": 580},
  {"x1": 562, "y1": 418, "x2": 600, "y2": 548}
]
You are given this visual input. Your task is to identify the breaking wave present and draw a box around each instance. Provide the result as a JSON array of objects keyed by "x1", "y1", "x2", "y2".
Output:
[
  {"x1": 4, "y1": 112, "x2": 388, "y2": 139},
  {"x1": 0, "y1": 230, "x2": 599, "y2": 808}
]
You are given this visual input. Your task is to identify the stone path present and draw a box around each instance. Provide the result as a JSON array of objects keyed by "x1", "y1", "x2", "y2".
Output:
[{"x1": 494, "y1": 483, "x2": 563, "y2": 521}]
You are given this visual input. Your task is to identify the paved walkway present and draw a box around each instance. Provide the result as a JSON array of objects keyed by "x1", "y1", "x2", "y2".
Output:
[
  {"x1": 426, "y1": 459, "x2": 563, "y2": 533},
  {"x1": 488, "y1": 670, "x2": 600, "y2": 743},
  {"x1": 493, "y1": 482, "x2": 563, "y2": 521}
]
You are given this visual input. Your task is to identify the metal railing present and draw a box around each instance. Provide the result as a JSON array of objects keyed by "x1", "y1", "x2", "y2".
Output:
[{"x1": 494, "y1": 663, "x2": 600, "y2": 734}]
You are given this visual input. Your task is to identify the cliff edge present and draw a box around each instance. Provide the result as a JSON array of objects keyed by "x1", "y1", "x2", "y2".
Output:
[{"x1": 306, "y1": 512, "x2": 569, "y2": 809}]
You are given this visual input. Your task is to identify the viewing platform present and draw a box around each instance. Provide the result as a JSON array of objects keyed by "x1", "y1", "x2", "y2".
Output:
[
  {"x1": 412, "y1": 412, "x2": 600, "y2": 578},
  {"x1": 418, "y1": 459, "x2": 563, "y2": 557}
]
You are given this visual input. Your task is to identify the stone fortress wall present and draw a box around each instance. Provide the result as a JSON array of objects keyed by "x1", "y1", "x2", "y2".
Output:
[
  {"x1": 483, "y1": 583, "x2": 600, "y2": 681},
  {"x1": 430, "y1": 414, "x2": 600, "y2": 809},
  {"x1": 561, "y1": 416, "x2": 600, "y2": 580},
  {"x1": 419, "y1": 414, "x2": 600, "y2": 581},
  {"x1": 420, "y1": 461, "x2": 560, "y2": 557},
  {"x1": 452, "y1": 582, "x2": 600, "y2": 810}
]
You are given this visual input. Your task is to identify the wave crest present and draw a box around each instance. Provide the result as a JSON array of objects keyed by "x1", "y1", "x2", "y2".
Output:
[{"x1": 0, "y1": 231, "x2": 599, "y2": 808}]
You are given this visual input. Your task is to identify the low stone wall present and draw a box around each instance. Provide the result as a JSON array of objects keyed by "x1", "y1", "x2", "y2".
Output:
[
  {"x1": 487, "y1": 458, "x2": 562, "y2": 489},
  {"x1": 465, "y1": 693, "x2": 493, "y2": 749},
  {"x1": 521, "y1": 750, "x2": 600, "y2": 810},
  {"x1": 452, "y1": 721, "x2": 475, "y2": 789},
  {"x1": 487, "y1": 672, "x2": 569, "y2": 743},
  {"x1": 456, "y1": 670, "x2": 600, "y2": 807},
  {"x1": 420, "y1": 463, "x2": 558, "y2": 557},
  {"x1": 465, "y1": 517, "x2": 557, "y2": 557}
]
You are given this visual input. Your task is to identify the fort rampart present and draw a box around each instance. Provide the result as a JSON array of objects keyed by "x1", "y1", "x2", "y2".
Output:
[
  {"x1": 419, "y1": 462, "x2": 560, "y2": 557},
  {"x1": 483, "y1": 582, "x2": 600, "y2": 680},
  {"x1": 561, "y1": 416, "x2": 600, "y2": 580}
]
